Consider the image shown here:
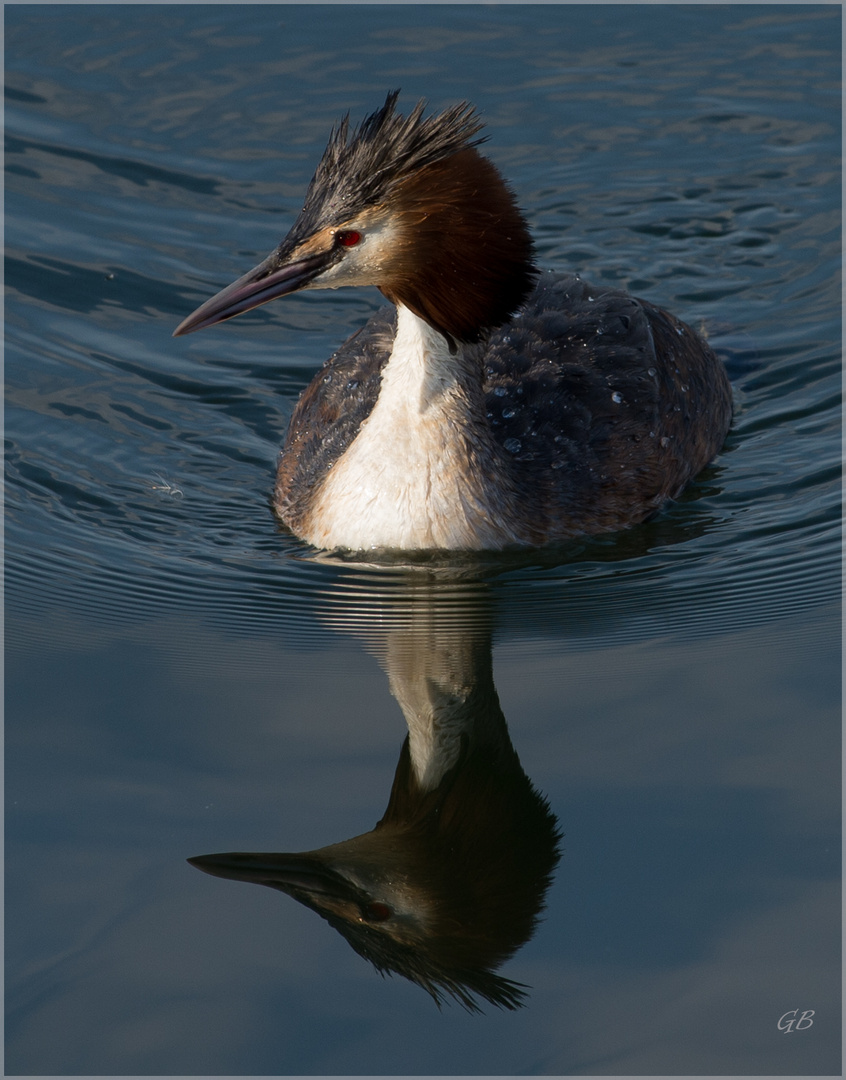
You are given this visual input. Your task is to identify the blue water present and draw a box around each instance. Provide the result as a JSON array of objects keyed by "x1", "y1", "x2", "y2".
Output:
[{"x1": 5, "y1": 4, "x2": 841, "y2": 1076}]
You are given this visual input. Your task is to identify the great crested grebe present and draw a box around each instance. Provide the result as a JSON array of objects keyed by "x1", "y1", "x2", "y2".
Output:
[{"x1": 174, "y1": 91, "x2": 732, "y2": 552}]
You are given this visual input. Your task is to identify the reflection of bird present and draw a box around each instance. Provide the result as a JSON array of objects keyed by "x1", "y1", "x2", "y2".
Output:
[
  {"x1": 174, "y1": 92, "x2": 732, "y2": 553},
  {"x1": 190, "y1": 630, "x2": 561, "y2": 1012}
]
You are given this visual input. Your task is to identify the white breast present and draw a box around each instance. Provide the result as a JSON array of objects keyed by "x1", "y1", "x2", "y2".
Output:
[{"x1": 300, "y1": 306, "x2": 527, "y2": 551}]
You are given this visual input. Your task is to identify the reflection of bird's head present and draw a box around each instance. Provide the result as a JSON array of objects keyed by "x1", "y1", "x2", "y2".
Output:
[{"x1": 190, "y1": 736, "x2": 560, "y2": 1012}]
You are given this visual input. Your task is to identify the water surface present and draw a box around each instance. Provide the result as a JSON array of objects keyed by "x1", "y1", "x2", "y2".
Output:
[{"x1": 5, "y1": 5, "x2": 841, "y2": 1076}]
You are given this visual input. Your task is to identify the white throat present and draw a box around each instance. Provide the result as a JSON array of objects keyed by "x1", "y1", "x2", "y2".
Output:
[{"x1": 302, "y1": 305, "x2": 522, "y2": 551}]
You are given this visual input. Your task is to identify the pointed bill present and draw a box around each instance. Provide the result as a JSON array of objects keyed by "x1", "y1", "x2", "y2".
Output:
[
  {"x1": 173, "y1": 250, "x2": 331, "y2": 336},
  {"x1": 188, "y1": 851, "x2": 343, "y2": 897}
]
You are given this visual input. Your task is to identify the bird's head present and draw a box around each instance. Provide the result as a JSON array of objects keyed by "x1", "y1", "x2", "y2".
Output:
[{"x1": 173, "y1": 91, "x2": 536, "y2": 346}]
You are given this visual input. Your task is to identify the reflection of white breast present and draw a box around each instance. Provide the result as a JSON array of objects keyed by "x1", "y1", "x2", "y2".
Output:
[
  {"x1": 385, "y1": 628, "x2": 477, "y2": 792},
  {"x1": 404, "y1": 704, "x2": 466, "y2": 793},
  {"x1": 301, "y1": 306, "x2": 527, "y2": 551}
]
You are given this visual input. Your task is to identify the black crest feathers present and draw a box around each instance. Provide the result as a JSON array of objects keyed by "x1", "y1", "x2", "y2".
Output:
[{"x1": 294, "y1": 90, "x2": 487, "y2": 234}]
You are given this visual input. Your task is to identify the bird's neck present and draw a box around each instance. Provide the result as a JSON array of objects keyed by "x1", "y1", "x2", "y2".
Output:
[
  {"x1": 301, "y1": 306, "x2": 529, "y2": 551},
  {"x1": 381, "y1": 304, "x2": 480, "y2": 413}
]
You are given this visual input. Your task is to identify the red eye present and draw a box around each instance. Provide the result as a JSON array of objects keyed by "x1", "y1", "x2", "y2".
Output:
[
  {"x1": 335, "y1": 230, "x2": 362, "y2": 247},
  {"x1": 363, "y1": 901, "x2": 392, "y2": 922}
]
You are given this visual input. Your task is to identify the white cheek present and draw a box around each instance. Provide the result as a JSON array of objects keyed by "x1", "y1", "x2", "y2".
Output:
[{"x1": 306, "y1": 221, "x2": 398, "y2": 289}]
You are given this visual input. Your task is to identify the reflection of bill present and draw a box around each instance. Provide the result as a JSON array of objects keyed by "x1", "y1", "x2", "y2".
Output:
[
  {"x1": 191, "y1": 588, "x2": 561, "y2": 1011},
  {"x1": 777, "y1": 1009, "x2": 815, "y2": 1033}
]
